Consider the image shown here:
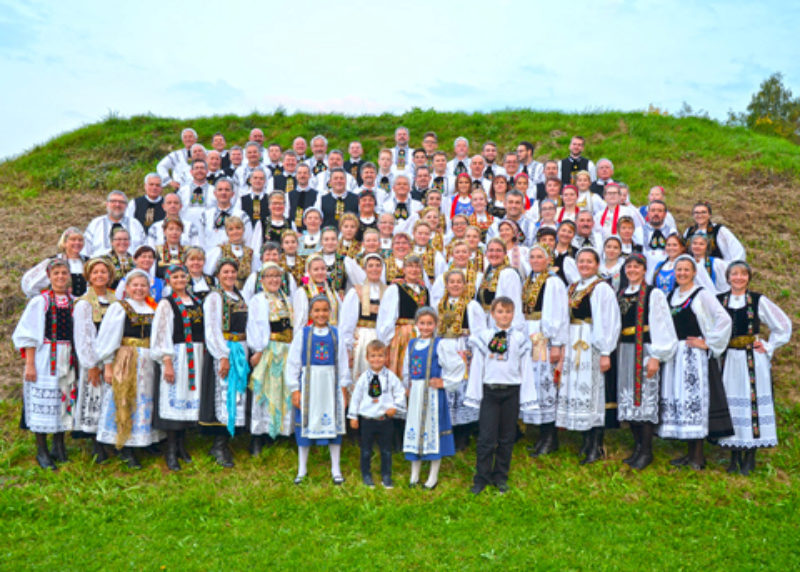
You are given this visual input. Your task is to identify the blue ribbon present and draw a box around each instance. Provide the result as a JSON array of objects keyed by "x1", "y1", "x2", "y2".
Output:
[{"x1": 225, "y1": 341, "x2": 249, "y2": 437}]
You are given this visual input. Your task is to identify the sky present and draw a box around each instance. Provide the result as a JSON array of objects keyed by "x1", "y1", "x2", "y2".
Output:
[{"x1": 2, "y1": 0, "x2": 799, "y2": 160}]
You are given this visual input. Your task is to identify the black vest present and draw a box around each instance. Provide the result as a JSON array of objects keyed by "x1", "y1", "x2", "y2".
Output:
[
  {"x1": 355, "y1": 218, "x2": 378, "y2": 242},
  {"x1": 685, "y1": 224, "x2": 724, "y2": 259},
  {"x1": 260, "y1": 219, "x2": 291, "y2": 245},
  {"x1": 121, "y1": 302, "x2": 153, "y2": 339},
  {"x1": 560, "y1": 156, "x2": 590, "y2": 185},
  {"x1": 320, "y1": 193, "x2": 360, "y2": 230},
  {"x1": 167, "y1": 297, "x2": 205, "y2": 344},
  {"x1": 671, "y1": 288, "x2": 703, "y2": 340},
  {"x1": 397, "y1": 284, "x2": 428, "y2": 320},
  {"x1": 273, "y1": 173, "x2": 298, "y2": 193},
  {"x1": 344, "y1": 159, "x2": 365, "y2": 185},
  {"x1": 70, "y1": 259, "x2": 88, "y2": 297},
  {"x1": 719, "y1": 291, "x2": 762, "y2": 337},
  {"x1": 534, "y1": 182, "x2": 548, "y2": 202},
  {"x1": 132, "y1": 196, "x2": 165, "y2": 231},
  {"x1": 44, "y1": 301, "x2": 73, "y2": 341},
  {"x1": 589, "y1": 181, "x2": 608, "y2": 197},
  {"x1": 523, "y1": 276, "x2": 548, "y2": 315},
  {"x1": 619, "y1": 286, "x2": 652, "y2": 344},
  {"x1": 570, "y1": 283, "x2": 595, "y2": 321},
  {"x1": 239, "y1": 193, "x2": 269, "y2": 225},
  {"x1": 220, "y1": 151, "x2": 232, "y2": 174},
  {"x1": 288, "y1": 189, "x2": 319, "y2": 232},
  {"x1": 222, "y1": 292, "x2": 248, "y2": 335}
]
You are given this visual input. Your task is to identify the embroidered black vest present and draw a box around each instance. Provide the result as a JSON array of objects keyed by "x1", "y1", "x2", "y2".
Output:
[
  {"x1": 619, "y1": 286, "x2": 652, "y2": 344},
  {"x1": 671, "y1": 289, "x2": 703, "y2": 340},
  {"x1": 167, "y1": 297, "x2": 204, "y2": 344}
]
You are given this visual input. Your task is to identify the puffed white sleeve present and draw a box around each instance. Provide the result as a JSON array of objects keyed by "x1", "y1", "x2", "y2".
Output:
[
  {"x1": 693, "y1": 261, "x2": 717, "y2": 293},
  {"x1": 438, "y1": 339, "x2": 466, "y2": 391},
  {"x1": 96, "y1": 302, "x2": 127, "y2": 364},
  {"x1": 81, "y1": 219, "x2": 97, "y2": 257},
  {"x1": 245, "y1": 294, "x2": 272, "y2": 353},
  {"x1": 242, "y1": 272, "x2": 258, "y2": 304},
  {"x1": 156, "y1": 152, "x2": 175, "y2": 185},
  {"x1": 376, "y1": 285, "x2": 400, "y2": 344},
  {"x1": 389, "y1": 370, "x2": 407, "y2": 414},
  {"x1": 20, "y1": 258, "x2": 51, "y2": 298},
  {"x1": 692, "y1": 288, "x2": 732, "y2": 358},
  {"x1": 434, "y1": 252, "x2": 448, "y2": 278},
  {"x1": 284, "y1": 331, "x2": 304, "y2": 393},
  {"x1": 563, "y1": 257, "x2": 580, "y2": 285},
  {"x1": 336, "y1": 328, "x2": 352, "y2": 388},
  {"x1": 73, "y1": 300, "x2": 99, "y2": 368},
  {"x1": 129, "y1": 219, "x2": 146, "y2": 251},
  {"x1": 149, "y1": 299, "x2": 175, "y2": 364},
  {"x1": 292, "y1": 289, "x2": 309, "y2": 332},
  {"x1": 339, "y1": 289, "x2": 359, "y2": 352},
  {"x1": 347, "y1": 373, "x2": 365, "y2": 419},
  {"x1": 541, "y1": 276, "x2": 569, "y2": 346},
  {"x1": 758, "y1": 295, "x2": 792, "y2": 359},
  {"x1": 203, "y1": 291, "x2": 230, "y2": 360},
  {"x1": 467, "y1": 300, "x2": 487, "y2": 338},
  {"x1": 712, "y1": 258, "x2": 730, "y2": 293},
  {"x1": 204, "y1": 246, "x2": 222, "y2": 277},
  {"x1": 401, "y1": 343, "x2": 411, "y2": 390},
  {"x1": 344, "y1": 257, "x2": 365, "y2": 286},
  {"x1": 589, "y1": 282, "x2": 621, "y2": 356},
  {"x1": 464, "y1": 334, "x2": 486, "y2": 407},
  {"x1": 646, "y1": 288, "x2": 678, "y2": 362},
  {"x1": 497, "y1": 267, "x2": 525, "y2": 334},
  {"x1": 717, "y1": 226, "x2": 746, "y2": 262},
  {"x1": 429, "y1": 276, "x2": 445, "y2": 309},
  {"x1": 12, "y1": 296, "x2": 46, "y2": 350},
  {"x1": 249, "y1": 221, "x2": 263, "y2": 255}
]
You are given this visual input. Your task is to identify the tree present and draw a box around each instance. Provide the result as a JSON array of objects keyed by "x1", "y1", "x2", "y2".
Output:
[{"x1": 731, "y1": 73, "x2": 800, "y2": 143}]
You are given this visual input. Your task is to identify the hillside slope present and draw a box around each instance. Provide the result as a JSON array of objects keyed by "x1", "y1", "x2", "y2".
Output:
[{"x1": 0, "y1": 110, "x2": 798, "y2": 399}]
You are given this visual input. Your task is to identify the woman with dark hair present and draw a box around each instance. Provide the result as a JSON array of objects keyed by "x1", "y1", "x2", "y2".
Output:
[
  {"x1": 488, "y1": 174, "x2": 509, "y2": 219},
  {"x1": 682, "y1": 201, "x2": 746, "y2": 261},
  {"x1": 659, "y1": 255, "x2": 732, "y2": 470},
  {"x1": 552, "y1": 221, "x2": 579, "y2": 285},
  {"x1": 556, "y1": 247, "x2": 620, "y2": 464},
  {"x1": 717, "y1": 261, "x2": 791, "y2": 475}
]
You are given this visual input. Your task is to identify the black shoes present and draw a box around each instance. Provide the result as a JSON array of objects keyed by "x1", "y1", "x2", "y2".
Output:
[
  {"x1": 49, "y1": 432, "x2": 68, "y2": 463},
  {"x1": 740, "y1": 449, "x2": 756, "y2": 476},
  {"x1": 470, "y1": 483, "x2": 485, "y2": 495},
  {"x1": 209, "y1": 435, "x2": 234, "y2": 468},
  {"x1": 165, "y1": 432, "x2": 181, "y2": 472},
  {"x1": 530, "y1": 423, "x2": 559, "y2": 458},
  {"x1": 362, "y1": 474, "x2": 375, "y2": 488},
  {"x1": 580, "y1": 428, "x2": 605, "y2": 465},
  {"x1": 119, "y1": 447, "x2": 142, "y2": 469},
  {"x1": 176, "y1": 430, "x2": 192, "y2": 463}
]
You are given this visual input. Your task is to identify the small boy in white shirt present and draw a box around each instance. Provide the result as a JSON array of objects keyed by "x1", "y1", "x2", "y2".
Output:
[{"x1": 348, "y1": 340, "x2": 406, "y2": 488}]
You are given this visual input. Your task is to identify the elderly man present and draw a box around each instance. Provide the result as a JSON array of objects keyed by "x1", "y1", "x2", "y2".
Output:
[
  {"x1": 559, "y1": 135, "x2": 596, "y2": 184},
  {"x1": 344, "y1": 141, "x2": 365, "y2": 185},
  {"x1": 147, "y1": 192, "x2": 200, "y2": 247},
  {"x1": 590, "y1": 158, "x2": 615, "y2": 196},
  {"x1": 249, "y1": 128, "x2": 265, "y2": 154},
  {"x1": 156, "y1": 127, "x2": 197, "y2": 189},
  {"x1": 381, "y1": 174, "x2": 422, "y2": 235},
  {"x1": 178, "y1": 159, "x2": 215, "y2": 227},
  {"x1": 82, "y1": 190, "x2": 146, "y2": 256},
  {"x1": 312, "y1": 149, "x2": 357, "y2": 192},
  {"x1": 316, "y1": 168, "x2": 359, "y2": 228},
  {"x1": 517, "y1": 140, "x2": 544, "y2": 184},
  {"x1": 206, "y1": 150, "x2": 227, "y2": 185},
  {"x1": 172, "y1": 143, "x2": 207, "y2": 188},
  {"x1": 198, "y1": 178, "x2": 252, "y2": 249},
  {"x1": 293, "y1": 136, "x2": 308, "y2": 162},
  {"x1": 233, "y1": 141, "x2": 267, "y2": 192},
  {"x1": 236, "y1": 167, "x2": 271, "y2": 226},
  {"x1": 308, "y1": 135, "x2": 329, "y2": 175},
  {"x1": 468, "y1": 155, "x2": 492, "y2": 192},
  {"x1": 411, "y1": 165, "x2": 433, "y2": 202},
  {"x1": 126, "y1": 172, "x2": 165, "y2": 232},
  {"x1": 447, "y1": 136, "x2": 471, "y2": 176},
  {"x1": 391, "y1": 126, "x2": 412, "y2": 169},
  {"x1": 572, "y1": 210, "x2": 604, "y2": 249}
]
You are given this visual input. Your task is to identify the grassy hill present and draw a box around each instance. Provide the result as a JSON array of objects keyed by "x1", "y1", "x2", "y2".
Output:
[{"x1": 0, "y1": 110, "x2": 799, "y2": 569}]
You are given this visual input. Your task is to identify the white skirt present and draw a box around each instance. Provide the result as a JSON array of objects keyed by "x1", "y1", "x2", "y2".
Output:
[
  {"x1": 158, "y1": 342, "x2": 204, "y2": 422},
  {"x1": 73, "y1": 365, "x2": 107, "y2": 434},
  {"x1": 556, "y1": 323, "x2": 605, "y2": 431},
  {"x1": 97, "y1": 348, "x2": 164, "y2": 447},
  {"x1": 521, "y1": 319, "x2": 557, "y2": 425},
  {"x1": 23, "y1": 343, "x2": 75, "y2": 434},
  {"x1": 658, "y1": 342, "x2": 709, "y2": 440},
  {"x1": 718, "y1": 348, "x2": 777, "y2": 448},
  {"x1": 617, "y1": 343, "x2": 660, "y2": 424},
  {"x1": 444, "y1": 336, "x2": 479, "y2": 426}
]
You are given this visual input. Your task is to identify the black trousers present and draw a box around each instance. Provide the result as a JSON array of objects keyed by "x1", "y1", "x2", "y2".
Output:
[
  {"x1": 359, "y1": 416, "x2": 394, "y2": 478},
  {"x1": 474, "y1": 385, "x2": 520, "y2": 487}
]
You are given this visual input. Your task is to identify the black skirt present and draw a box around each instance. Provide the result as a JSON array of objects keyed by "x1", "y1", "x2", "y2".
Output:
[
  {"x1": 604, "y1": 349, "x2": 620, "y2": 429},
  {"x1": 707, "y1": 356, "x2": 734, "y2": 439}
]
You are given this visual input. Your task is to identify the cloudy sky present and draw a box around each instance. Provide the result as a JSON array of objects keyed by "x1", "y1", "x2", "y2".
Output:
[{"x1": 2, "y1": 0, "x2": 798, "y2": 160}]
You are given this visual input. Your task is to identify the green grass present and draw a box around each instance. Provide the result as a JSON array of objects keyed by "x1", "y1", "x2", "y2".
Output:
[
  {"x1": 1, "y1": 110, "x2": 799, "y2": 570},
  {"x1": 2, "y1": 401, "x2": 800, "y2": 570}
]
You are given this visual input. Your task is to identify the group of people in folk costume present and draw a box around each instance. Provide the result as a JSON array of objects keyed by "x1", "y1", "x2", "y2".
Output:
[{"x1": 14, "y1": 126, "x2": 792, "y2": 493}]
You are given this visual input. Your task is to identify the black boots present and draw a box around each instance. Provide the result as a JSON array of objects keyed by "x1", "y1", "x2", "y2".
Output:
[
  {"x1": 580, "y1": 428, "x2": 605, "y2": 465},
  {"x1": 35, "y1": 433, "x2": 57, "y2": 471},
  {"x1": 165, "y1": 431, "x2": 181, "y2": 472},
  {"x1": 726, "y1": 450, "x2": 742, "y2": 474},
  {"x1": 176, "y1": 430, "x2": 192, "y2": 463},
  {"x1": 629, "y1": 423, "x2": 654, "y2": 470},
  {"x1": 118, "y1": 447, "x2": 142, "y2": 469},
  {"x1": 209, "y1": 435, "x2": 234, "y2": 468},
  {"x1": 49, "y1": 432, "x2": 68, "y2": 463},
  {"x1": 623, "y1": 424, "x2": 643, "y2": 465},
  {"x1": 530, "y1": 423, "x2": 559, "y2": 458},
  {"x1": 249, "y1": 435, "x2": 265, "y2": 458},
  {"x1": 740, "y1": 449, "x2": 757, "y2": 476},
  {"x1": 687, "y1": 439, "x2": 705, "y2": 471},
  {"x1": 579, "y1": 430, "x2": 592, "y2": 458},
  {"x1": 92, "y1": 438, "x2": 109, "y2": 464}
]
